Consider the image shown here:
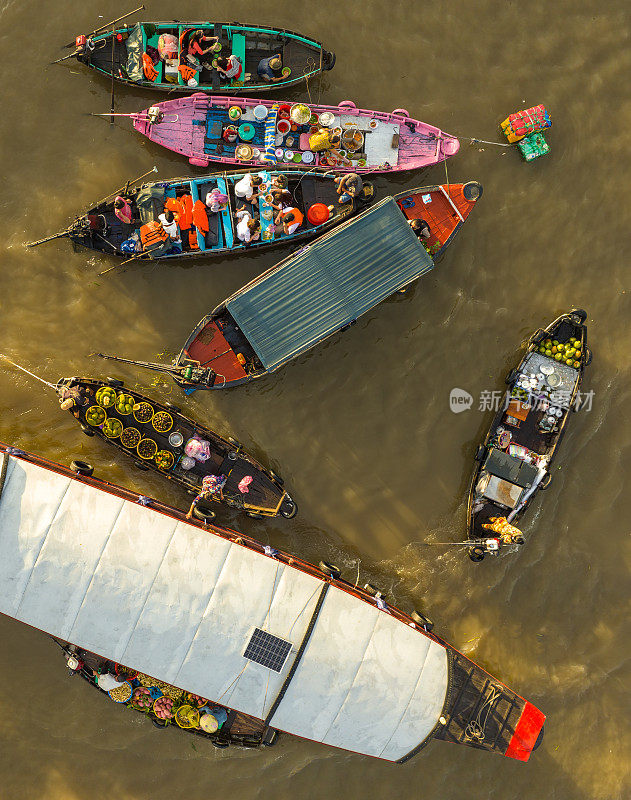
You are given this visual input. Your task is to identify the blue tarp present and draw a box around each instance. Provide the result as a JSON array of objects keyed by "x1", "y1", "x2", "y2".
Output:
[{"x1": 226, "y1": 198, "x2": 434, "y2": 371}]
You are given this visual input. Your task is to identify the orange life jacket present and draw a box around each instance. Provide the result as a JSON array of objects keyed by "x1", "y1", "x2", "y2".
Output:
[
  {"x1": 188, "y1": 229, "x2": 199, "y2": 250},
  {"x1": 142, "y1": 53, "x2": 158, "y2": 81},
  {"x1": 178, "y1": 194, "x2": 194, "y2": 231},
  {"x1": 192, "y1": 200, "x2": 209, "y2": 234},
  {"x1": 178, "y1": 64, "x2": 197, "y2": 83},
  {"x1": 140, "y1": 221, "x2": 169, "y2": 250}
]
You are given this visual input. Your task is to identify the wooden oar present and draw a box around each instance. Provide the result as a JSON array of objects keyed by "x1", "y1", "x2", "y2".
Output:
[
  {"x1": 98, "y1": 252, "x2": 150, "y2": 276},
  {"x1": 62, "y1": 5, "x2": 145, "y2": 48},
  {"x1": 26, "y1": 231, "x2": 70, "y2": 248},
  {"x1": 89, "y1": 166, "x2": 158, "y2": 210},
  {"x1": 50, "y1": 50, "x2": 81, "y2": 66},
  {"x1": 109, "y1": 29, "x2": 116, "y2": 124}
]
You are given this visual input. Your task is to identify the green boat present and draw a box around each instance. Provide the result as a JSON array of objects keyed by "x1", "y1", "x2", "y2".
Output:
[{"x1": 69, "y1": 20, "x2": 335, "y2": 95}]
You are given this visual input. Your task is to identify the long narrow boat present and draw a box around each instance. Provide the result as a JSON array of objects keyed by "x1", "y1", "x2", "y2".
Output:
[
  {"x1": 0, "y1": 443, "x2": 545, "y2": 762},
  {"x1": 129, "y1": 94, "x2": 460, "y2": 172},
  {"x1": 70, "y1": 21, "x2": 335, "y2": 94},
  {"x1": 56, "y1": 376, "x2": 297, "y2": 519},
  {"x1": 64, "y1": 169, "x2": 370, "y2": 260},
  {"x1": 465, "y1": 310, "x2": 591, "y2": 562},
  {"x1": 96, "y1": 183, "x2": 482, "y2": 391}
]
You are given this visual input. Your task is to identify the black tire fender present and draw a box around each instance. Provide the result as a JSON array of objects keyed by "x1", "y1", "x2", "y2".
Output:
[
  {"x1": 469, "y1": 546, "x2": 485, "y2": 563},
  {"x1": 363, "y1": 583, "x2": 386, "y2": 599},
  {"x1": 151, "y1": 716, "x2": 168, "y2": 729},
  {"x1": 211, "y1": 737, "x2": 230, "y2": 749},
  {"x1": 319, "y1": 561, "x2": 341, "y2": 579},
  {"x1": 539, "y1": 473, "x2": 552, "y2": 490},
  {"x1": 269, "y1": 470, "x2": 284, "y2": 486},
  {"x1": 280, "y1": 496, "x2": 298, "y2": 519},
  {"x1": 106, "y1": 377, "x2": 124, "y2": 387},
  {"x1": 474, "y1": 444, "x2": 485, "y2": 462},
  {"x1": 584, "y1": 347, "x2": 592, "y2": 366},
  {"x1": 193, "y1": 502, "x2": 216, "y2": 522},
  {"x1": 227, "y1": 437, "x2": 241, "y2": 448},
  {"x1": 81, "y1": 424, "x2": 95, "y2": 437},
  {"x1": 245, "y1": 511, "x2": 264, "y2": 519},
  {"x1": 410, "y1": 610, "x2": 434, "y2": 631},
  {"x1": 71, "y1": 460, "x2": 94, "y2": 477},
  {"x1": 570, "y1": 309, "x2": 588, "y2": 324},
  {"x1": 529, "y1": 328, "x2": 546, "y2": 345},
  {"x1": 505, "y1": 368, "x2": 519, "y2": 385}
]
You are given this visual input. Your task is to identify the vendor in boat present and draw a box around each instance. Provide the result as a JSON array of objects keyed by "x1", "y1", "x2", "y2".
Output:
[
  {"x1": 481, "y1": 516, "x2": 524, "y2": 546},
  {"x1": 187, "y1": 30, "x2": 219, "y2": 63},
  {"x1": 334, "y1": 173, "x2": 364, "y2": 205},
  {"x1": 235, "y1": 208, "x2": 261, "y2": 244},
  {"x1": 257, "y1": 53, "x2": 285, "y2": 83},
  {"x1": 234, "y1": 173, "x2": 264, "y2": 203},
  {"x1": 308, "y1": 127, "x2": 341, "y2": 153},
  {"x1": 158, "y1": 209, "x2": 182, "y2": 253},
  {"x1": 215, "y1": 54, "x2": 244, "y2": 81},
  {"x1": 275, "y1": 205, "x2": 304, "y2": 235},
  {"x1": 113, "y1": 196, "x2": 134, "y2": 225},
  {"x1": 57, "y1": 384, "x2": 89, "y2": 413},
  {"x1": 409, "y1": 218, "x2": 431, "y2": 240},
  {"x1": 89, "y1": 664, "x2": 127, "y2": 693},
  {"x1": 186, "y1": 474, "x2": 228, "y2": 519},
  {"x1": 204, "y1": 187, "x2": 229, "y2": 213}
]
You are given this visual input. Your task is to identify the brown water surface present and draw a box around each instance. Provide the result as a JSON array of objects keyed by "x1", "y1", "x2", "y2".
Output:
[{"x1": 0, "y1": 1, "x2": 630, "y2": 798}]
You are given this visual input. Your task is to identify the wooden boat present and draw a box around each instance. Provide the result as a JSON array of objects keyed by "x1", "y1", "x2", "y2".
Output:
[
  {"x1": 465, "y1": 310, "x2": 591, "y2": 562},
  {"x1": 0, "y1": 443, "x2": 545, "y2": 762},
  {"x1": 95, "y1": 183, "x2": 481, "y2": 391},
  {"x1": 128, "y1": 94, "x2": 460, "y2": 172},
  {"x1": 70, "y1": 21, "x2": 335, "y2": 94},
  {"x1": 64, "y1": 168, "x2": 370, "y2": 260},
  {"x1": 56, "y1": 376, "x2": 297, "y2": 519}
]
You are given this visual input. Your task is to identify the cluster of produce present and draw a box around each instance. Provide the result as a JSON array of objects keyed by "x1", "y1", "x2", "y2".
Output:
[
  {"x1": 133, "y1": 402, "x2": 154, "y2": 423},
  {"x1": 86, "y1": 405, "x2": 106, "y2": 426},
  {"x1": 137, "y1": 437, "x2": 158, "y2": 460},
  {"x1": 155, "y1": 450, "x2": 174, "y2": 470},
  {"x1": 115, "y1": 393, "x2": 135, "y2": 415},
  {"x1": 152, "y1": 411, "x2": 173, "y2": 433},
  {"x1": 174, "y1": 704, "x2": 200, "y2": 728},
  {"x1": 538, "y1": 336, "x2": 582, "y2": 368},
  {"x1": 103, "y1": 418, "x2": 123, "y2": 439},
  {"x1": 96, "y1": 386, "x2": 117, "y2": 408},
  {"x1": 187, "y1": 693, "x2": 208, "y2": 708},
  {"x1": 130, "y1": 686, "x2": 153, "y2": 710},
  {"x1": 109, "y1": 681, "x2": 132, "y2": 703},
  {"x1": 153, "y1": 695, "x2": 175, "y2": 719},
  {"x1": 121, "y1": 427, "x2": 141, "y2": 448}
]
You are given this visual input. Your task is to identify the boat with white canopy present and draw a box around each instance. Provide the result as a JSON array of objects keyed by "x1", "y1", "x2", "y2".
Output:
[{"x1": 0, "y1": 443, "x2": 544, "y2": 762}]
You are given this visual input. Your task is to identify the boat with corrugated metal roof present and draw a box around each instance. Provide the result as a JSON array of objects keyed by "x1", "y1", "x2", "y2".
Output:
[
  {"x1": 95, "y1": 183, "x2": 482, "y2": 390},
  {"x1": 0, "y1": 443, "x2": 545, "y2": 761}
]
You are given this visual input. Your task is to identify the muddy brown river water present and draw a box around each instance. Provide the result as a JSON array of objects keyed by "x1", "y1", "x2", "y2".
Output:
[{"x1": 0, "y1": 1, "x2": 630, "y2": 798}]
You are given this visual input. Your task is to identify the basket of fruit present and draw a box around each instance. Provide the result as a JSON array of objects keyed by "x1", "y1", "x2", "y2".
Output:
[
  {"x1": 108, "y1": 681, "x2": 132, "y2": 703},
  {"x1": 103, "y1": 418, "x2": 123, "y2": 439},
  {"x1": 121, "y1": 427, "x2": 141, "y2": 449},
  {"x1": 133, "y1": 402, "x2": 154, "y2": 424},
  {"x1": 85, "y1": 405, "x2": 106, "y2": 427},
  {"x1": 174, "y1": 703, "x2": 200, "y2": 729},
  {"x1": 130, "y1": 686, "x2": 153, "y2": 710},
  {"x1": 538, "y1": 337, "x2": 582, "y2": 369},
  {"x1": 137, "y1": 438, "x2": 158, "y2": 460},
  {"x1": 115, "y1": 393, "x2": 135, "y2": 415},
  {"x1": 96, "y1": 386, "x2": 117, "y2": 409},
  {"x1": 153, "y1": 695, "x2": 175, "y2": 721},
  {"x1": 186, "y1": 693, "x2": 209, "y2": 708},
  {"x1": 155, "y1": 450, "x2": 174, "y2": 471},
  {"x1": 114, "y1": 663, "x2": 139, "y2": 680},
  {"x1": 152, "y1": 411, "x2": 173, "y2": 433}
]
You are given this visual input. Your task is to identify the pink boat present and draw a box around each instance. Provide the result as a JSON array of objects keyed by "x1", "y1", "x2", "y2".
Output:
[{"x1": 131, "y1": 94, "x2": 460, "y2": 173}]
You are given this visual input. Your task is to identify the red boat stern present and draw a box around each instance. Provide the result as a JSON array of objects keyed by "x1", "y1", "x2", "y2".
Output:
[{"x1": 504, "y1": 701, "x2": 545, "y2": 761}]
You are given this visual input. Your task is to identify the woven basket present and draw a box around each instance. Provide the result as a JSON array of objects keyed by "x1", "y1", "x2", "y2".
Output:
[{"x1": 175, "y1": 704, "x2": 200, "y2": 729}]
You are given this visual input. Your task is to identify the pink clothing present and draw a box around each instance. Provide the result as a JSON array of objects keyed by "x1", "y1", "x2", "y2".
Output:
[
  {"x1": 238, "y1": 475, "x2": 253, "y2": 494},
  {"x1": 113, "y1": 196, "x2": 133, "y2": 224}
]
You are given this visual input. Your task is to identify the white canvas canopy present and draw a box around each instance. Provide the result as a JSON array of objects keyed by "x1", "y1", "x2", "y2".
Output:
[{"x1": 0, "y1": 451, "x2": 448, "y2": 761}]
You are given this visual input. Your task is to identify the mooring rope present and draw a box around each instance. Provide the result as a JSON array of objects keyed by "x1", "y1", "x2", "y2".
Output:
[
  {"x1": 464, "y1": 685, "x2": 502, "y2": 742},
  {"x1": 0, "y1": 355, "x2": 57, "y2": 389}
]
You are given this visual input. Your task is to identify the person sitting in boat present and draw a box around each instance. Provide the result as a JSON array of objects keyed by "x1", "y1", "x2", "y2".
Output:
[
  {"x1": 257, "y1": 53, "x2": 285, "y2": 83},
  {"x1": 481, "y1": 516, "x2": 524, "y2": 546},
  {"x1": 204, "y1": 187, "x2": 229, "y2": 213},
  {"x1": 187, "y1": 30, "x2": 219, "y2": 63},
  {"x1": 113, "y1": 196, "x2": 133, "y2": 225},
  {"x1": 271, "y1": 173, "x2": 289, "y2": 191},
  {"x1": 158, "y1": 209, "x2": 182, "y2": 253},
  {"x1": 186, "y1": 474, "x2": 228, "y2": 519},
  {"x1": 57, "y1": 384, "x2": 89, "y2": 413},
  {"x1": 334, "y1": 173, "x2": 364, "y2": 205},
  {"x1": 309, "y1": 127, "x2": 341, "y2": 153},
  {"x1": 269, "y1": 187, "x2": 293, "y2": 210},
  {"x1": 235, "y1": 208, "x2": 261, "y2": 244},
  {"x1": 409, "y1": 218, "x2": 431, "y2": 240},
  {"x1": 234, "y1": 172, "x2": 264, "y2": 203},
  {"x1": 215, "y1": 54, "x2": 243, "y2": 81},
  {"x1": 89, "y1": 665, "x2": 127, "y2": 693},
  {"x1": 275, "y1": 205, "x2": 304, "y2": 235}
]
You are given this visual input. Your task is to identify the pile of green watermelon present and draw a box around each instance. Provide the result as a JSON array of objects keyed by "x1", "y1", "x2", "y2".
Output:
[
  {"x1": 538, "y1": 336, "x2": 582, "y2": 369},
  {"x1": 115, "y1": 393, "x2": 135, "y2": 415},
  {"x1": 96, "y1": 386, "x2": 117, "y2": 408},
  {"x1": 85, "y1": 405, "x2": 106, "y2": 426}
]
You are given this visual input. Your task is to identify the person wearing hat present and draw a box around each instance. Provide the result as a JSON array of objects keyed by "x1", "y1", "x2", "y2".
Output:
[{"x1": 257, "y1": 53, "x2": 285, "y2": 83}]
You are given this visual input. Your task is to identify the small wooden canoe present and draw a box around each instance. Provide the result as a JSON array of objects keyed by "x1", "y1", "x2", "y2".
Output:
[
  {"x1": 171, "y1": 183, "x2": 481, "y2": 391},
  {"x1": 465, "y1": 310, "x2": 591, "y2": 562},
  {"x1": 65, "y1": 168, "x2": 370, "y2": 260},
  {"x1": 57, "y1": 376, "x2": 297, "y2": 519},
  {"x1": 129, "y1": 95, "x2": 459, "y2": 173},
  {"x1": 71, "y1": 21, "x2": 334, "y2": 94}
]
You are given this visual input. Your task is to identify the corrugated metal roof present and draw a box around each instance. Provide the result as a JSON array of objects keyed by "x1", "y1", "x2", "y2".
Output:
[
  {"x1": 226, "y1": 198, "x2": 434, "y2": 370},
  {"x1": 0, "y1": 452, "x2": 447, "y2": 761}
]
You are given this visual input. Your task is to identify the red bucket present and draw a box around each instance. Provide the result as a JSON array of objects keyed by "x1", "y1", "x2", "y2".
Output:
[
  {"x1": 307, "y1": 203, "x2": 330, "y2": 226},
  {"x1": 278, "y1": 104, "x2": 291, "y2": 120}
]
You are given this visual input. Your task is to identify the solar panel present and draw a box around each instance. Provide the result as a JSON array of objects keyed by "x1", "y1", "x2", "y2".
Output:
[{"x1": 243, "y1": 628, "x2": 293, "y2": 673}]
